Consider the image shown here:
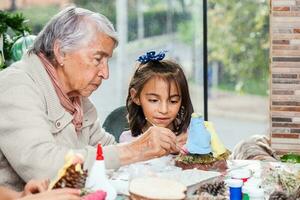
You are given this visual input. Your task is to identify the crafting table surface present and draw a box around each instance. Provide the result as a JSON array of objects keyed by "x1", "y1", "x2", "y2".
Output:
[{"x1": 107, "y1": 156, "x2": 300, "y2": 199}]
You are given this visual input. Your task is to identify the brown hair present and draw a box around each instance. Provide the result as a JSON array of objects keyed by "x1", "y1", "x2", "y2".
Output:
[{"x1": 126, "y1": 59, "x2": 194, "y2": 137}]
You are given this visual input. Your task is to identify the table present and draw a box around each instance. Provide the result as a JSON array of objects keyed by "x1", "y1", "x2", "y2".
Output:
[{"x1": 108, "y1": 156, "x2": 300, "y2": 199}]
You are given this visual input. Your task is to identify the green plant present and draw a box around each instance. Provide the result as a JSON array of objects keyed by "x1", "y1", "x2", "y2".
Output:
[
  {"x1": 17, "y1": 5, "x2": 59, "y2": 34},
  {"x1": 0, "y1": 11, "x2": 31, "y2": 69},
  {"x1": 178, "y1": 0, "x2": 269, "y2": 95}
]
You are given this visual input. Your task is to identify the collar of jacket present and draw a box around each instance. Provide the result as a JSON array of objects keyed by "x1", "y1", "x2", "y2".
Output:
[{"x1": 19, "y1": 53, "x2": 71, "y2": 122}]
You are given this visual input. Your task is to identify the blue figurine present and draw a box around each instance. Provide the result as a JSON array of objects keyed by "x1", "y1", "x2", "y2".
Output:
[{"x1": 186, "y1": 113, "x2": 212, "y2": 154}]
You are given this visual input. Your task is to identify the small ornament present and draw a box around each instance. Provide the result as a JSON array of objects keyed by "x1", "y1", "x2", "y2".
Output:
[
  {"x1": 10, "y1": 33, "x2": 36, "y2": 61},
  {"x1": 198, "y1": 192, "x2": 227, "y2": 200},
  {"x1": 49, "y1": 151, "x2": 88, "y2": 189},
  {"x1": 197, "y1": 181, "x2": 227, "y2": 197},
  {"x1": 186, "y1": 113, "x2": 212, "y2": 154},
  {"x1": 269, "y1": 191, "x2": 288, "y2": 200},
  {"x1": 51, "y1": 163, "x2": 88, "y2": 189}
]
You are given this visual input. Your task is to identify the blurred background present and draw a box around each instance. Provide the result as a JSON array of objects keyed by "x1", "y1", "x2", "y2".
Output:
[{"x1": 0, "y1": 0, "x2": 269, "y2": 150}]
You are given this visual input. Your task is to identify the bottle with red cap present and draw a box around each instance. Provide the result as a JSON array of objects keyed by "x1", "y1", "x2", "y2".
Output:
[{"x1": 85, "y1": 144, "x2": 116, "y2": 200}]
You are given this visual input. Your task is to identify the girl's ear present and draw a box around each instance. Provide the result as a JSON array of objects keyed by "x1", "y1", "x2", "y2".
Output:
[
  {"x1": 53, "y1": 40, "x2": 65, "y2": 66},
  {"x1": 130, "y1": 88, "x2": 140, "y2": 105}
]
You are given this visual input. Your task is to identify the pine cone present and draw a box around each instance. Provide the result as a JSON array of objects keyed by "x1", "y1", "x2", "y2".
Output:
[
  {"x1": 293, "y1": 186, "x2": 300, "y2": 199},
  {"x1": 198, "y1": 192, "x2": 227, "y2": 200},
  {"x1": 269, "y1": 191, "x2": 288, "y2": 200},
  {"x1": 288, "y1": 186, "x2": 300, "y2": 200},
  {"x1": 52, "y1": 163, "x2": 88, "y2": 189},
  {"x1": 198, "y1": 181, "x2": 226, "y2": 196}
]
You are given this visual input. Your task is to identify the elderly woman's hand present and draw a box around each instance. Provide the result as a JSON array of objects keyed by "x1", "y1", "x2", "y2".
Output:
[
  {"x1": 137, "y1": 126, "x2": 178, "y2": 158},
  {"x1": 118, "y1": 126, "x2": 178, "y2": 165}
]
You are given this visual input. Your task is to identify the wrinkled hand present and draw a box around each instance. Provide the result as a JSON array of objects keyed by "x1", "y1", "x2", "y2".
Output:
[
  {"x1": 21, "y1": 179, "x2": 50, "y2": 196},
  {"x1": 17, "y1": 188, "x2": 81, "y2": 200},
  {"x1": 133, "y1": 126, "x2": 177, "y2": 160}
]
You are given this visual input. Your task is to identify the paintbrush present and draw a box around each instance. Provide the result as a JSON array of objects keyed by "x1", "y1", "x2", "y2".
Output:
[{"x1": 145, "y1": 118, "x2": 188, "y2": 154}]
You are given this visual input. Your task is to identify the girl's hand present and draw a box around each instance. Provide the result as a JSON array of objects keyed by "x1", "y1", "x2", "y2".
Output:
[
  {"x1": 17, "y1": 188, "x2": 81, "y2": 200},
  {"x1": 176, "y1": 131, "x2": 187, "y2": 147},
  {"x1": 21, "y1": 179, "x2": 50, "y2": 196},
  {"x1": 170, "y1": 131, "x2": 188, "y2": 154}
]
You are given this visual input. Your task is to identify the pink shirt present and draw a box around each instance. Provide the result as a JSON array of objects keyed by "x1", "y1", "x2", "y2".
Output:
[{"x1": 119, "y1": 130, "x2": 136, "y2": 143}]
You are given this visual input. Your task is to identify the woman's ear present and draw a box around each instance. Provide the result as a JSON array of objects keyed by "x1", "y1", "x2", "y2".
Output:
[
  {"x1": 53, "y1": 40, "x2": 64, "y2": 66},
  {"x1": 130, "y1": 88, "x2": 140, "y2": 105}
]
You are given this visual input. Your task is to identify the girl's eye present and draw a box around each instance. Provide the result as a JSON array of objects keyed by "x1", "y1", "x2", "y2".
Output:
[
  {"x1": 170, "y1": 100, "x2": 179, "y2": 104},
  {"x1": 148, "y1": 99, "x2": 158, "y2": 103}
]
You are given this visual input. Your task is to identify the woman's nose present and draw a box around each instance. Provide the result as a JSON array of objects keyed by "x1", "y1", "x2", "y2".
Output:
[{"x1": 98, "y1": 61, "x2": 109, "y2": 79}]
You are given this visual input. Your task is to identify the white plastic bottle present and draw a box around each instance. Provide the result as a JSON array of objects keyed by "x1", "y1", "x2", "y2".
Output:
[
  {"x1": 248, "y1": 187, "x2": 265, "y2": 200},
  {"x1": 85, "y1": 144, "x2": 117, "y2": 200},
  {"x1": 242, "y1": 177, "x2": 263, "y2": 200}
]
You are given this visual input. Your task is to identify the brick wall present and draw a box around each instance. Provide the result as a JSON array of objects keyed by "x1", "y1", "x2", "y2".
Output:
[{"x1": 271, "y1": 0, "x2": 300, "y2": 153}]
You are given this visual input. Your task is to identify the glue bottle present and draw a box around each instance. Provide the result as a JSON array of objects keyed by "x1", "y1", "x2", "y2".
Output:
[{"x1": 85, "y1": 144, "x2": 116, "y2": 200}]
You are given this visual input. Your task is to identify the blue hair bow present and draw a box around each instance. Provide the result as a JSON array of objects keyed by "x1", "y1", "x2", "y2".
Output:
[{"x1": 137, "y1": 51, "x2": 166, "y2": 64}]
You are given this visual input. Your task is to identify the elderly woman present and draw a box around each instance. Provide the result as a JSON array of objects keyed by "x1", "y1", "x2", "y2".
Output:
[{"x1": 0, "y1": 6, "x2": 178, "y2": 191}]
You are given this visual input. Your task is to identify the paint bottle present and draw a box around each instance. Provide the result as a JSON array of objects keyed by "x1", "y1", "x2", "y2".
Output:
[{"x1": 226, "y1": 178, "x2": 243, "y2": 200}]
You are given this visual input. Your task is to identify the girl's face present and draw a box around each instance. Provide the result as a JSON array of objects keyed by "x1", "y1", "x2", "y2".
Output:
[{"x1": 133, "y1": 76, "x2": 182, "y2": 130}]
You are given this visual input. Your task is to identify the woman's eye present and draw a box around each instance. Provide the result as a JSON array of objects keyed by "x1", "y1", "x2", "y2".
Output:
[
  {"x1": 95, "y1": 58, "x2": 101, "y2": 64},
  {"x1": 94, "y1": 56, "x2": 103, "y2": 65}
]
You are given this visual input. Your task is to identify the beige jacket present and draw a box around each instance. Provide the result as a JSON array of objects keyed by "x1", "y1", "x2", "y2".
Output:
[{"x1": 0, "y1": 53, "x2": 120, "y2": 190}]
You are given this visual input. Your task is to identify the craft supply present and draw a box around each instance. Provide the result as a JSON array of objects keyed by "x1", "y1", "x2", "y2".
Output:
[
  {"x1": 230, "y1": 169, "x2": 251, "y2": 183},
  {"x1": 242, "y1": 178, "x2": 262, "y2": 200},
  {"x1": 129, "y1": 177, "x2": 186, "y2": 200},
  {"x1": 85, "y1": 144, "x2": 116, "y2": 200},
  {"x1": 186, "y1": 113, "x2": 211, "y2": 154},
  {"x1": 226, "y1": 178, "x2": 243, "y2": 200},
  {"x1": 248, "y1": 187, "x2": 264, "y2": 200}
]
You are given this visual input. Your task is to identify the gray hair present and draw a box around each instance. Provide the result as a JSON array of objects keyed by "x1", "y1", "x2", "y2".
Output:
[{"x1": 29, "y1": 6, "x2": 118, "y2": 61}]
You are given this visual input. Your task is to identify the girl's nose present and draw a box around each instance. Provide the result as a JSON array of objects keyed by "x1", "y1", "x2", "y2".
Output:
[{"x1": 158, "y1": 102, "x2": 168, "y2": 114}]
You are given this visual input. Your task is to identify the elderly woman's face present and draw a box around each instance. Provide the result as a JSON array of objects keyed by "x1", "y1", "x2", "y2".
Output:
[{"x1": 58, "y1": 32, "x2": 115, "y2": 97}]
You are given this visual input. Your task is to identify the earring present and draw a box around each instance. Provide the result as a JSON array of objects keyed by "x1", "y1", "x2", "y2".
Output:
[
  {"x1": 178, "y1": 106, "x2": 185, "y2": 120},
  {"x1": 174, "y1": 106, "x2": 185, "y2": 132},
  {"x1": 60, "y1": 63, "x2": 64, "y2": 66}
]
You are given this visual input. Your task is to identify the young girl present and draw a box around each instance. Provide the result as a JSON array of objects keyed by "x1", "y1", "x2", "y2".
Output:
[{"x1": 119, "y1": 51, "x2": 194, "y2": 146}]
